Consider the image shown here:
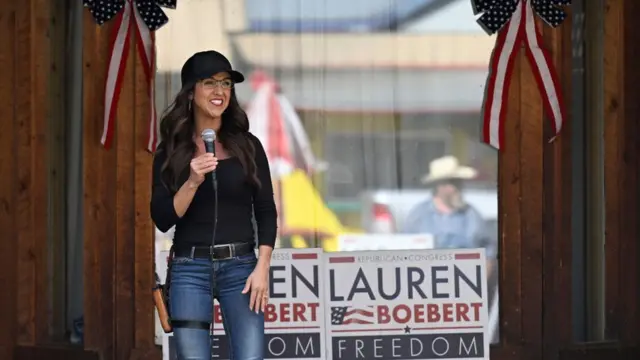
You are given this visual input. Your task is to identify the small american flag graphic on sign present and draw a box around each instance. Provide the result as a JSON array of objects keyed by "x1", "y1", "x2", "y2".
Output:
[{"x1": 331, "y1": 306, "x2": 375, "y2": 325}]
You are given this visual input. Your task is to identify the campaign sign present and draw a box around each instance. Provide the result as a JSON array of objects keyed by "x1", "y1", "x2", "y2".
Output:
[
  {"x1": 163, "y1": 248, "x2": 325, "y2": 360},
  {"x1": 337, "y1": 234, "x2": 435, "y2": 252},
  {"x1": 324, "y1": 249, "x2": 489, "y2": 360}
]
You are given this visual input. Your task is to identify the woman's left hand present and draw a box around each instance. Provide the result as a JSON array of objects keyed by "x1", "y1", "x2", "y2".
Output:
[{"x1": 242, "y1": 265, "x2": 270, "y2": 313}]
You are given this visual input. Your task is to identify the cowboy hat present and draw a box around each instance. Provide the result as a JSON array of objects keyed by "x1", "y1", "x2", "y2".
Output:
[{"x1": 420, "y1": 155, "x2": 477, "y2": 185}]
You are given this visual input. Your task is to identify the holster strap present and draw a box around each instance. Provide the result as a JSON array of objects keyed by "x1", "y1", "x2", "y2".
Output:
[{"x1": 171, "y1": 319, "x2": 210, "y2": 330}]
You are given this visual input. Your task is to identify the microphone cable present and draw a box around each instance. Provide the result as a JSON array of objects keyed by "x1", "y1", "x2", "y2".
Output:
[
  {"x1": 210, "y1": 168, "x2": 218, "y2": 352},
  {"x1": 201, "y1": 129, "x2": 219, "y2": 354}
]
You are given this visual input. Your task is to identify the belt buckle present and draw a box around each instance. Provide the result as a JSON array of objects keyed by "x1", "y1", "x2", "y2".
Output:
[
  {"x1": 225, "y1": 244, "x2": 235, "y2": 259},
  {"x1": 213, "y1": 244, "x2": 234, "y2": 260}
]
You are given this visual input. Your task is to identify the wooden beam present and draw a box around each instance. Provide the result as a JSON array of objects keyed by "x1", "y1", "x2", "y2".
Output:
[
  {"x1": 82, "y1": 8, "x2": 117, "y2": 358},
  {"x1": 82, "y1": 5, "x2": 157, "y2": 359},
  {"x1": 0, "y1": 1, "x2": 18, "y2": 358},
  {"x1": 602, "y1": 0, "x2": 623, "y2": 341},
  {"x1": 497, "y1": 45, "x2": 524, "y2": 347},
  {"x1": 13, "y1": 0, "x2": 51, "y2": 346},
  {"x1": 603, "y1": 0, "x2": 640, "y2": 344},
  {"x1": 0, "y1": 0, "x2": 64, "y2": 355},
  {"x1": 114, "y1": 26, "x2": 137, "y2": 360},
  {"x1": 494, "y1": 11, "x2": 572, "y2": 360},
  {"x1": 517, "y1": 37, "x2": 545, "y2": 360},
  {"x1": 132, "y1": 33, "x2": 158, "y2": 355},
  {"x1": 15, "y1": 345, "x2": 100, "y2": 360},
  {"x1": 559, "y1": 344, "x2": 640, "y2": 360},
  {"x1": 614, "y1": 0, "x2": 640, "y2": 344},
  {"x1": 493, "y1": 21, "x2": 546, "y2": 360},
  {"x1": 541, "y1": 10, "x2": 575, "y2": 359},
  {"x1": 48, "y1": 0, "x2": 71, "y2": 340}
]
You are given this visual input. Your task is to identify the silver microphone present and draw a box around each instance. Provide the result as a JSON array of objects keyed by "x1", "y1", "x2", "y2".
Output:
[
  {"x1": 201, "y1": 128, "x2": 216, "y2": 155},
  {"x1": 200, "y1": 129, "x2": 217, "y2": 188}
]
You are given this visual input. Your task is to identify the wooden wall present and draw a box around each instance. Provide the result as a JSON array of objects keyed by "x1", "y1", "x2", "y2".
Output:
[
  {"x1": 0, "y1": 0, "x2": 637, "y2": 360},
  {"x1": 491, "y1": 1, "x2": 640, "y2": 359},
  {"x1": 81, "y1": 7, "x2": 159, "y2": 360},
  {"x1": 485, "y1": 15, "x2": 569, "y2": 360},
  {"x1": 601, "y1": 0, "x2": 640, "y2": 348},
  {"x1": 0, "y1": 0, "x2": 56, "y2": 358}
]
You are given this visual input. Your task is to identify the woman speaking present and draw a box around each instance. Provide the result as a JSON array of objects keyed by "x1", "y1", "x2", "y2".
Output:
[{"x1": 151, "y1": 50, "x2": 277, "y2": 360}]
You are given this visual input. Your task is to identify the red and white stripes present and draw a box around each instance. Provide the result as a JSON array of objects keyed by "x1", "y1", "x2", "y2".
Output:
[
  {"x1": 101, "y1": 0, "x2": 158, "y2": 152},
  {"x1": 482, "y1": 0, "x2": 564, "y2": 150}
]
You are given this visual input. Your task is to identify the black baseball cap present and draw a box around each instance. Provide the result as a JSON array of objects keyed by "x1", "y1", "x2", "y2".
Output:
[{"x1": 180, "y1": 50, "x2": 245, "y2": 88}]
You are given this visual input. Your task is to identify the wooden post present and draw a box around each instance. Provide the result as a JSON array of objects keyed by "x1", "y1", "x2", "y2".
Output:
[{"x1": 82, "y1": 7, "x2": 158, "y2": 360}]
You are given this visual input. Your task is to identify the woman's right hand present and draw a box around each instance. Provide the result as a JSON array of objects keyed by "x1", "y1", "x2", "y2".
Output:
[{"x1": 188, "y1": 153, "x2": 218, "y2": 186}]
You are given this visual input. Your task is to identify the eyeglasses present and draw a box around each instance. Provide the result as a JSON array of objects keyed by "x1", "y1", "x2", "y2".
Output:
[{"x1": 201, "y1": 78, "x2": 234, "y2": 90}]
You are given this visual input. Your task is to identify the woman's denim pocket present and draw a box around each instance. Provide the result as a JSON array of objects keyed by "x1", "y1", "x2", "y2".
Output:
[{"x1": 235, "y1": 253, "x2": 257, "y2": 265}]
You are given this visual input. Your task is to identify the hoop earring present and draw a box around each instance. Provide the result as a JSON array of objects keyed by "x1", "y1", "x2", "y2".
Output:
[{"x1": 188, "y1": 100, "x2": 192, "y2": 112}]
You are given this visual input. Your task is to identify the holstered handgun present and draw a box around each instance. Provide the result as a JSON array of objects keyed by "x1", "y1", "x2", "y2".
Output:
[{"x1": 153, "y1": 248, "x2": 174, "y2": 333}]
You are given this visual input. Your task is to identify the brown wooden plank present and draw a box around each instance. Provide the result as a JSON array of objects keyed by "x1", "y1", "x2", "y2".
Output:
[
  {"x1": 602, "y1": 0, "x2": 623, "y2": 341},
  {"x1": 559, "y1": 344, "x2": 640, "y2": 360},
  {"x1": 95, "y1": 45, "x2": 119, "y2": 355},
  {"x1": 0, "y1": 1, "x2": 17, "y2": 358},
  {"x1": 31, "y1": 0, "x2": 52, "y2": 344},
  {"x1": 595, "y1": 0, "x2": 640, "y2": 347},
  {"x1": 128, "y1": 347, "x2": 163, "y2": 360},
  {"x1": 82, "y1": 9, "x2": 117, "y2": 358},
  {"x1": 14, "y1": 0, "x2": 37, "y2": 344},
  {"x1": 498, "y1": 47, "x2": 523, "y2": 347},
  {"x1": 47, "y1": 0, "x2": 70, "y2": 341},
  {"x1": 541, "y1": 14, "x2": 574, "y2": 358},
  {"x1": 519, "y1": 27, "x2": 545, "y2": 359},
  {"x1": 618, "y1": 0, "x2": 640, "y2": 344},
  {"x1": 132, "y1": 39, "x2": 156, "y2": 351},
  {"x1": 81, "y1": 10, "x2": 102, "y2": 350},
  {"x1": 491, "y1": 344, "x2": 525, "y2": 360},
  {"x1": 14, "y1": 345, "x2": 100, "y2": 360},
  {"x1": 114, "y1": 28, "x2": 137, "y2": 360}
]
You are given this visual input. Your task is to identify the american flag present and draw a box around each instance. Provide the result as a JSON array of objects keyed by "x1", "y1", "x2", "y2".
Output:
[{"x1": 331, "y1": 306, "x2": 375, "y2": 325}]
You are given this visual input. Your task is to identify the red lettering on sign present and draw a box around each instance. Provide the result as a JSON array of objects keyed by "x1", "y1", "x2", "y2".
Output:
[
  {"x1": 265, "y1": 302, "x2": 320, "y2": 322},
  {"x1": 376, "y1": 303, "x2": 483, "y2": 324},
  {"x1": 215, "y1": 303, "x2": 320, "y2": 324}
]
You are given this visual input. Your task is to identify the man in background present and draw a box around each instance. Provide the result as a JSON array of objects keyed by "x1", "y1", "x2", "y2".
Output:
[{"x1": 403, "y1": 155, "x2": 497, "y2": 274}]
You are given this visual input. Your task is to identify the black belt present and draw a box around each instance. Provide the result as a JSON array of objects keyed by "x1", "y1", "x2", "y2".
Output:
[{"x1": 173, "y1": 243, "x2": 254, "y2": 260}]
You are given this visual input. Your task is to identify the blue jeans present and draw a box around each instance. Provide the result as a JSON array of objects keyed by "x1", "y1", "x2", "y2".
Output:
[{"x1": 170, "y1": 252, "x2": 264, "y2": 360}]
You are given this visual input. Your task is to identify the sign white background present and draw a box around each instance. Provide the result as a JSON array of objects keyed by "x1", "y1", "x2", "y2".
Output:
[
  {"x1": 337, "y1": 234, "x2": 435, "y2": 252},
  {"x1": 323, "y1": 249, "x2": 489, "y2": 360},
  {"x1": 162, "y1": 248, "x2": 490, "y2": 360},
  {"x1": 163, "y1": 248, "x2": 326, "y2": 360}
]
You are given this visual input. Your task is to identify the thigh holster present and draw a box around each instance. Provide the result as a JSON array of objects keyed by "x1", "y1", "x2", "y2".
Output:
[
  {"x1": 153, "y1": 247, "x2": 212, "y2": 332},
  {"x1": 153, "y1": 247, "x2": 175, "y2": 333}
]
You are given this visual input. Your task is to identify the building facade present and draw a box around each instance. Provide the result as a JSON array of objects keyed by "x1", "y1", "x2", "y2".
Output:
[{"x1": 0, "y1": 0, "x2": 638, "y2": 359}]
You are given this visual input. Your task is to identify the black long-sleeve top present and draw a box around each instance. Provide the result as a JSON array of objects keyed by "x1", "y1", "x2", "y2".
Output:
[{"x1": 150, "y1": 132, "x2": 278, "y2": 248}]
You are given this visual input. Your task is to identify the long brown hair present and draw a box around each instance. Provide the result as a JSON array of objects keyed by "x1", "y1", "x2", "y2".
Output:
[{"x1": 157, "y1": 85, "x2": 261, "y2": 191}]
